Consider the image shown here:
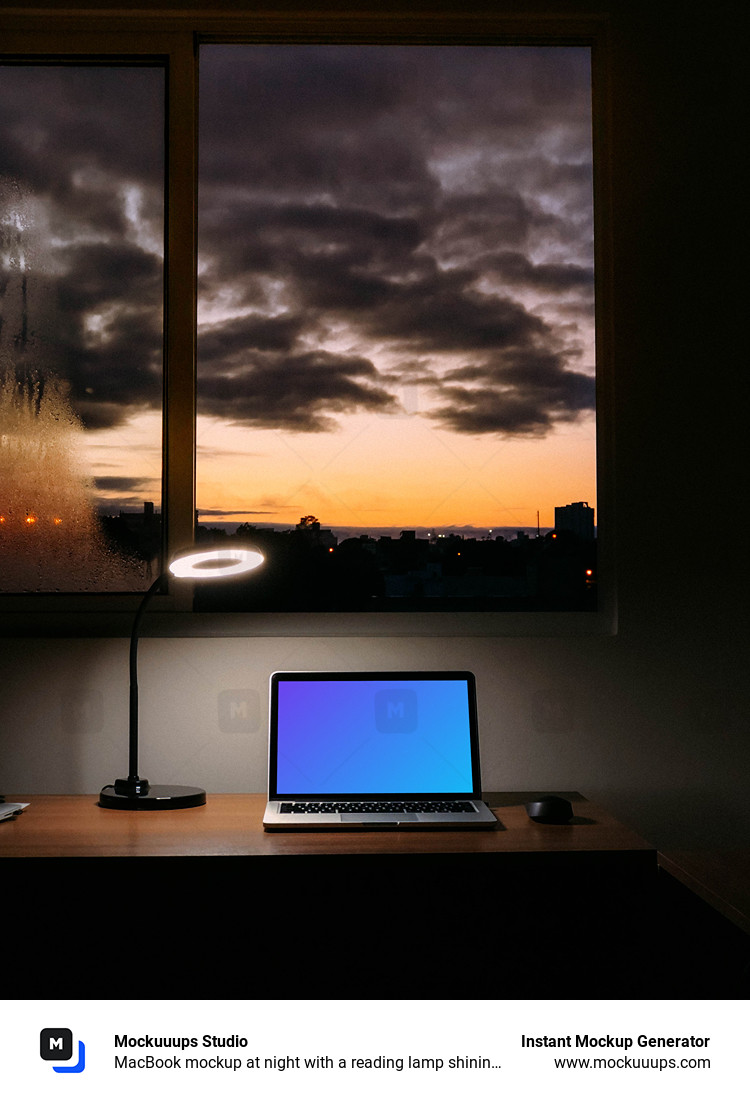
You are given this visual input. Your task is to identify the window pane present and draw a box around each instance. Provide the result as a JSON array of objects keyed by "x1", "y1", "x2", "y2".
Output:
[
  {"x1": 197, "y1": 45, "x2": 596, "y2": 611},
  {"x1": 0, "y1": 63, "x2": 164, "y2": 593}
]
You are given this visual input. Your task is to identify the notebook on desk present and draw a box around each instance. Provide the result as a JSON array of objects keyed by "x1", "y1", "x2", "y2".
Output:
[{"x1": 262, "y1": 670, "x2": 497, "y2": 829}]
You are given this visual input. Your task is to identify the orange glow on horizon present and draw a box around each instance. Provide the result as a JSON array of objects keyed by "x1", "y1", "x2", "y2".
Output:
[{"x1": 196, "y1": 411, "x2": 596, "y2": 534}]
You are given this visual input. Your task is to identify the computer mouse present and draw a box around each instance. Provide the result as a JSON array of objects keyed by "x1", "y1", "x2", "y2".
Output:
[{"x1": 525, "y1": 795, "x2": 573, "y2": 824}]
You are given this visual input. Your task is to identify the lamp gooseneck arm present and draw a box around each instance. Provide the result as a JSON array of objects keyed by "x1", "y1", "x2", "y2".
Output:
[
  {"x1": 121, "y1": 571, "x2": 169, "y2": 794},
  {"x1": 101, "y1": 544, "x2": 262, "y2": 809}
]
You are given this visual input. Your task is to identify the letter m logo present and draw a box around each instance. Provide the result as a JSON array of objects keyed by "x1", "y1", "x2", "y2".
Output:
[
  {"x1": 374, "y1": 689, "x2": 418, "y2": 733},
  {"x1": 40, "y1": 1029, "x2": 73, "y2": 1061}
]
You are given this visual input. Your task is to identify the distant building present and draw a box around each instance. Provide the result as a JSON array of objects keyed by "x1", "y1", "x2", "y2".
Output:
[
  {"x1": 554, "y1": 501, "x2": 595, "y2": 540},
  {"x1": 118, "y1": 501, "x2": 158, "y2": 529}
]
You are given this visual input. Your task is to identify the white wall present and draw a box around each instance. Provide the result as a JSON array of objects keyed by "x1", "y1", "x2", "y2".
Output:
[{"x1": 1, "y1": 613, "x2": 747, "y2": 849}]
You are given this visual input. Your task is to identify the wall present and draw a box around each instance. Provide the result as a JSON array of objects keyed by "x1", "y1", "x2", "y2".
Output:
[{"x1": 0, "y1": 2, "x2": 747, "y2": 849}]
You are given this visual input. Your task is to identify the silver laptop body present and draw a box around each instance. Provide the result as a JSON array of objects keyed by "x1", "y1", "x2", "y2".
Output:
[{"x1": 263, "y1": 671, "x2": 497, "y2": 830}]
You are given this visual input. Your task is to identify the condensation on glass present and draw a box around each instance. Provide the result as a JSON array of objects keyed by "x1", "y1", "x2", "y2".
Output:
[{"x1": 0, "y1": 63, "x2": 164, "y2": 592}]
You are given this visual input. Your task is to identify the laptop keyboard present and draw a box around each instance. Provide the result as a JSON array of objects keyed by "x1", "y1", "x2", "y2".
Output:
[{"x1": 279, "y1": 800, "x2": 478, "y2": 814}]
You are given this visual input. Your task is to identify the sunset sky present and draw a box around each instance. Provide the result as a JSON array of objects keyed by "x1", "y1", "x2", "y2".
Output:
[
  {"x1": 196, "y1": 45, "x2": 596, "y2": 534},
  {"x1": 1, "y1": 46, "x2": 596, "y2": 540}
]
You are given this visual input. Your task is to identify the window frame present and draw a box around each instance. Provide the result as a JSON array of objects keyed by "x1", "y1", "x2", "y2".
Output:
[{"x1": 0, "y1": 8, "x2": 614, "y2": 638}]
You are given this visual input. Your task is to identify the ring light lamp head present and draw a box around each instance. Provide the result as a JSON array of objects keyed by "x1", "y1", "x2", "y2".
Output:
[{"x1": 169, "y1": 546, "x2": 265, "y2": 580}]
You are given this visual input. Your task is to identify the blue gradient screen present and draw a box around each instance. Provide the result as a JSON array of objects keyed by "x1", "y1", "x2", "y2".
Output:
[{"x1": 274, "y1": 678, "x2": 475, "y2": 795}]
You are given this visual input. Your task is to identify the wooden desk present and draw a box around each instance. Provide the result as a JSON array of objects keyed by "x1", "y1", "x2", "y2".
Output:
[
  {"x1": 2, "y1": 793, "x2": 657, "y2": 999},
  {"x1": 0, "y1": 792, "x2": 652, "y2": 858},
  {"x1": 658, "y1": 849, "x2": 750, "y2": 936}
]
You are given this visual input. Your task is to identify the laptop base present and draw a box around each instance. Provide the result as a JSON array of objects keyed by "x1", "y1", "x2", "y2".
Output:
[{"x1": 263, "y1": 799, "x2": 498, "y2": 830}]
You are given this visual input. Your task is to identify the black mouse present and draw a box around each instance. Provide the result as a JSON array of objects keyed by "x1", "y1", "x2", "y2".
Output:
[{"x1": 525, "y1": 795, "x2": 573, "y2": 824}]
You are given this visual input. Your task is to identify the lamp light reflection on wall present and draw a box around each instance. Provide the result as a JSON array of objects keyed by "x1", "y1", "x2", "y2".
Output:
[{"x1": 99, "y1": 544, "x2": 264, "y2": 810}]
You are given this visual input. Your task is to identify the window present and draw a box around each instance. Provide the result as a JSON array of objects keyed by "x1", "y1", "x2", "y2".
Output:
[
  {"x1": 196, "y1": 43, "x2": 598, "y2": 614},
  {"x1": 0, "y1": 61, "x2": 165, "y2": 594},
  {"x1": 0, "y1": 11, "x2": 612, "y2": 634}
]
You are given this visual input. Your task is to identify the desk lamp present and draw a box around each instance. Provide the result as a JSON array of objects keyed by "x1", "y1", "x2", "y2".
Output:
[{"x1": 99, "y1": 545, "x2": 264, "y2": 810}]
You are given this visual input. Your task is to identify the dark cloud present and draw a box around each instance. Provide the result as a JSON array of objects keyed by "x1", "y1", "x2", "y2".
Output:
[
  {"x1": 198, "y1": 46, "x2": 441, "y2": 212},
  {"x1": 198, "y1": 45, "x2": 592, "y2": 204},
  {"x1": 92, "y1": 475, "x2": 161, "y2": 512},
  {"x1": 198, "y1": 313, "x2": 304, "y2": 362},
  {"x1": 1, "y1": 229, "x2": 163, "y2": 432},
  {"x1": 196, "y1": 44, "x2": 596, "y2": 438},
  {"x1": 2, "y1": 47, "x2": 595, "y2": 443},
  {"x1": 53, "y1": 242, "x2": 163, "y2": 428},
  {"x1": 0, "y1": 64, "x2": 164, "y2": 430},
  {"x1": 94, "y1": 476, "x2": 155, "y2": 493},
  {"x1": 199, "y1": 348, "x2": 398, "y2": 432},
  {"x1": 431, "y1": 349, "x2": 595, "y2": 435},
  {"x1": 362, "y1": 268, "x2": 549, "y2": 352},
  {"x1": 0, "y1": 65, "x2": 164, "y2": 200},
  {"x1": 198, "y1": 201, "x2": 427, "y2": 300},
  {"x1": 427, "y1": 191, "x2": 539, "y2": 263},
  {"x1": 486, "y1": 251, "x2": 595, "y2": 292}
]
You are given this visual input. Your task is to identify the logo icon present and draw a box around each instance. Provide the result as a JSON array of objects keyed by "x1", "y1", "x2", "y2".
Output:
[
  {"x1": 374, "y1": 688, "x2": 418, "y2": 733},
  {"x1": 218, "y1": 688, "x2": 260, "y2": 733},
  {"x1": 40, "y1": 1028, "x2": 86, "y2": 1073}
]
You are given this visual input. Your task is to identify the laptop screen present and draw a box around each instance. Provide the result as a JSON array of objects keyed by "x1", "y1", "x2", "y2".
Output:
[{"x1": 270, "y1": 672, "x2": 480, "y2": 798}]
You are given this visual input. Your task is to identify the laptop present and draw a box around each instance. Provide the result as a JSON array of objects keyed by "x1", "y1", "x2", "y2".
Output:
[{"x1": 263, "y1": 671, "x2": 497, "y2": 829}]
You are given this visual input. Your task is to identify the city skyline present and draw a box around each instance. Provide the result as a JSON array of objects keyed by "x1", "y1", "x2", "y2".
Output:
[{"x1": 111, "y1": 497, "x2": 594, "y2": 543}]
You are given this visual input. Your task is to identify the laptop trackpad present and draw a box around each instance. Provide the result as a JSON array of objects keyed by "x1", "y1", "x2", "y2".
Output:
[{"x1": 342, "y1": 813, "x2": 418, "y2": 823}]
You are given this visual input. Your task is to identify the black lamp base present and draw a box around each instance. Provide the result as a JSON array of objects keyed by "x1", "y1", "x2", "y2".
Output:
[{"x1": 99, "y1": 784, "x2": 206, "y2": 810}]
